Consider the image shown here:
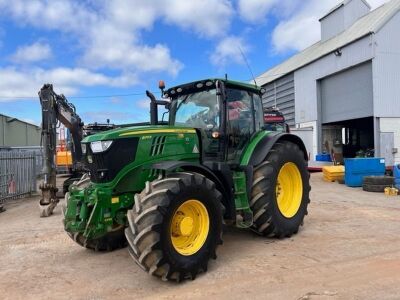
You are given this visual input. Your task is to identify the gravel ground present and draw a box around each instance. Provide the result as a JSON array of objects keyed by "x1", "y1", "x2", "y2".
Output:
[{"x1": 1, "y1": 173, "x2": 400, "y2": 300}]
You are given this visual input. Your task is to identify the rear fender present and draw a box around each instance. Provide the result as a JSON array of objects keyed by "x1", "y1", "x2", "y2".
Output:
[{"x1": 244, "y1": 132, "x2": 308, "y2": 167}]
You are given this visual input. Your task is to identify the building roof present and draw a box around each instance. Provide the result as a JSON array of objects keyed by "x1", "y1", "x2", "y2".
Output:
[
  {"x1": 256, "y1": 0, "x2": 400, "y2": 86},
  {"x1": 319, "y1": 0, "x2": 371, "y2": 21},
  {"x1": 0, "y1": 113, "x2": 40, "y2": 129}
]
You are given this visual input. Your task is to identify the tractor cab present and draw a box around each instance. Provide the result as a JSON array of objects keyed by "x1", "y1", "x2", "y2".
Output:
[{"x1": 165, "y1": 79, "x2": 264, "y2": 163}]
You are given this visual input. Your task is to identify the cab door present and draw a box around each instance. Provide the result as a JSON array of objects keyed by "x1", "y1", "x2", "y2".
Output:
[{"x1": 225, "y1": 88, "x2": 264, "y2": 164}]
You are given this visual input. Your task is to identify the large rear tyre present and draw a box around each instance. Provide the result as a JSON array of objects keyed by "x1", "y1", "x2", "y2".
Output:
[
  {"x1": 125, "y1": 172, "x2": 223, "y2": 282},
  {"x1": 251, "y1": 141, "x2": 310, "y2": 237}
]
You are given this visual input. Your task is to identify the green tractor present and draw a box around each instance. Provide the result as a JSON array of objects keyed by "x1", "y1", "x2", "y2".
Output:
[{"x1": 63, "y1": 78, "x2": 310, "y2": 281}]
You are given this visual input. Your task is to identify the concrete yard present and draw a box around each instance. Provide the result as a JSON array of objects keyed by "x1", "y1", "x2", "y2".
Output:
[{"x1": 1, "y1": 173, "x2": 400, "y2": 300}]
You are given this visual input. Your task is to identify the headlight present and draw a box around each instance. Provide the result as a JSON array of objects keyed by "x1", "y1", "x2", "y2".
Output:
[
  {"x1": 90, "y1": 140, "x2": 113, "y2": 153},
  {"x1": 81, "y1": 143, "x2": 87, "y2": 154}
]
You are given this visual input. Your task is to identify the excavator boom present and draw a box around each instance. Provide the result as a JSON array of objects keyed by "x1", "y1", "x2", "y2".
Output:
[{"x1": 38, "y1": 84, "x2": 85, "y2": 217}]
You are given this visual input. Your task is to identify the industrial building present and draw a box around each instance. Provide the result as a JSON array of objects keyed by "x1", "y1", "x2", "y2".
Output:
[
  {"x1": 0, "y1": 114, "x2": 41, "y2": 147},
  {"x1": 257, "y1": 0, "x2": 400, "y2": 165}
]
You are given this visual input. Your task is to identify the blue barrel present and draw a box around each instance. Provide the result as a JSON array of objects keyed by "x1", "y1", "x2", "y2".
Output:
[
  {"x1": 394, "y1": 164, "x2": 400, "y2": 189},
  {"x1": 345, "y1": 158, "x2": 385, "y2": 187}
]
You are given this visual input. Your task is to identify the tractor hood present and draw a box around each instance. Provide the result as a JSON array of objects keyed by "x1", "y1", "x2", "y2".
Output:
[{"x1": 82, "y1": 125, "x2": 197, "y2": 143}]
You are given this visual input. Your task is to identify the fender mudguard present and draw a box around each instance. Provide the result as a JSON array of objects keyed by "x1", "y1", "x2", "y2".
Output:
[
  {"x1": 248, "y1": 132, "x2": 308, "y2": 167},
  {"x1": 151, "y1": 160, "x2": 235, "y2": 219}
]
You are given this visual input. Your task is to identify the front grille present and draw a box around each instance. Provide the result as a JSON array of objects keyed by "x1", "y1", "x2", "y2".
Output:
[{"x1": 85, "y1": 137, "x2": 139, "y2": 183}]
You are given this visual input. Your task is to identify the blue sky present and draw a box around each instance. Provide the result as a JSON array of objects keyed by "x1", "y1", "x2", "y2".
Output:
[{"x1": 0, "y1": 0, "x2": 387, "y2": 125}]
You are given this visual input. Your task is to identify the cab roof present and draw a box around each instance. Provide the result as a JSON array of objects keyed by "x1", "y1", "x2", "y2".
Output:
[{"x1": 165, "y1": 78, "x2": 262, "y2": 97}]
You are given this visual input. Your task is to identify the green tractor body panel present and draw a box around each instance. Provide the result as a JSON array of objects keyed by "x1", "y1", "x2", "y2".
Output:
[
  {"x1": 239, "y1": 130, "x2": 272, "y2": 166},
  {"x1": 64, "y1": 125, "x2": 200, "y2": 239}
]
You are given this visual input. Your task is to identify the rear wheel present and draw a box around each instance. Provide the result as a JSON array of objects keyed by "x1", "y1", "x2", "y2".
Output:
[
  {"x1": 125, "y1": 172, "x2": 223, "y2": 282},
  {"x1": 251, "y1": 141, "x2": 310, "y2": 237}
]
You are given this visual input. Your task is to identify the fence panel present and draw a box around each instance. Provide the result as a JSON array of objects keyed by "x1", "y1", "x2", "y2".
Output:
[{"x1": 0, "y1": 150, "x2": 37, "y2": 204}]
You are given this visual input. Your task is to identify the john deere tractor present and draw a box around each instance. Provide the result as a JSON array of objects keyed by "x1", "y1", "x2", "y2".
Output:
[{"x1": 63, "y1": 78, "x2": 310, "y2": 281}]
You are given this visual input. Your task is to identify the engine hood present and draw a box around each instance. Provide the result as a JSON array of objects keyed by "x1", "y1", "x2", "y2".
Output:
[{"x1": 82, "y1": 125, "x2": 197, "y2": 143}]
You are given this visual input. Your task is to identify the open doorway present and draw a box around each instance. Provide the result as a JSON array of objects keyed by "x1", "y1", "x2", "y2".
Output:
[{"x1": 321, "y1": 117, "x2": 374, "y2": 163}]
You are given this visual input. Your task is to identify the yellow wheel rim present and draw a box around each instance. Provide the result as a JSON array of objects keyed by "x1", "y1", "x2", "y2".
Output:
[
  {"x1": 171, "y1": 199, "x2": 209, "y2": 256},
  {"x1": 276, "y1": 162, "x2": 303, "y2": 218}
]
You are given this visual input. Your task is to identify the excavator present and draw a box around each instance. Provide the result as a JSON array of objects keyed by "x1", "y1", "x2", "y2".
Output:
[{"x1": 38, "y1": 84, "x2": 115, "y2": 217}]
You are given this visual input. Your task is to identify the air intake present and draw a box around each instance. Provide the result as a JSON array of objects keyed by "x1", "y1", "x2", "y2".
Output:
[{"x1": 150, "y1": 136, "x2": 166, "y2": 156}]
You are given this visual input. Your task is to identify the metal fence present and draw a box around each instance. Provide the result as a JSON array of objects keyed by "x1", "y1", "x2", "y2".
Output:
[{"x1": 0, "y1": 150, "x2": 40, "y2": 203}]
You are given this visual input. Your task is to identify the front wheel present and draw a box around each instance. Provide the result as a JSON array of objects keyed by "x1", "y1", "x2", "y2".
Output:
[
  {"x1": 251, "y1": 140, "x2": 311, "y2": 237},
  {"x1": 125, "y1": 172, "x2": 223, "y2": 282}
]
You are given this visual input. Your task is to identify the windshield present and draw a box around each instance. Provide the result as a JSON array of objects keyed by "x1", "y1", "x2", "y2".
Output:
[{"x1": 171, "y1": 89, "x2": 220, "y2": 131}]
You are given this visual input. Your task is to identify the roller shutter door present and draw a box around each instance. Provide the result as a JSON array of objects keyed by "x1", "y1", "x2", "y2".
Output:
[{"x1": 320, "y1": 62, "x2": 373, "y2": 124}]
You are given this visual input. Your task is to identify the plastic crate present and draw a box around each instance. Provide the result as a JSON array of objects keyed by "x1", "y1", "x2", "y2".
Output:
[{"x1": 344, "y1": 158, "x2": 385, "y2": 187}]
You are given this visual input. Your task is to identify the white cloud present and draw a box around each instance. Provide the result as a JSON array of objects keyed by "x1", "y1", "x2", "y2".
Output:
[
  {"x1": 0, "y1": 0, "x2": 240, "y2": 102},
  {"x1": 0, "y1": 0, "x2": 235, "y2": 77},
  {"x1": 11, "y1": 42, "x2": 52, "y2": 63},
  {"x1": 104, "y1": 0, "x2": 233, "y2": 38},
  {"x1": 0, "y1": 67, "x2": 138, "y2": 101},
  {"x1": 238, "y1": 0, "x2": 302, "y2": 24},
  {"x1": 210, "y1": 36, "x2": 249, "y2": 67},
  {"x1": 82, "y1": 21, "x2": 183, "y2": 76},
  {"x1": 0, "y1": 0, "x2": 183, "y2": 77},
  {"x1": 271, "y1": 0, "x2": 390, "y2": 53},
  {"x1": 238, "y1": 0, "x2": 279, "y2": 23},
  {"x1": 164, "y1": 0, "x2": 233, "y2": 38},
  {"x1": 0, "y1": 0, "x2": 98, "y2": 33}
]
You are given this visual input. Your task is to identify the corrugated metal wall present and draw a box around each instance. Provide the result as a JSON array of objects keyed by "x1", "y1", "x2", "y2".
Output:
[
  {"x1": 373, "y1": 11, "x2": 400, "y2": 117},
  {"x1": 262, "y1": 73, "x2": 295, "y2": 126},
  {"x1": 0, "y1": 114, "x2": 41, "y2": 147}
]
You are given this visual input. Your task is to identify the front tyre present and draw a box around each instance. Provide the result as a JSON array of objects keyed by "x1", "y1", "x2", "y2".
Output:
[
  {"x1": 251, "y1": 140, "x2": 311, "y2": 237},
  {"x1": 125, "y1": 172, "x2": 223, "y2": 282}
]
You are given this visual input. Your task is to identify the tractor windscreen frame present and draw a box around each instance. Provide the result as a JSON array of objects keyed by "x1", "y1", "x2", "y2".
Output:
[
  {"x1": 168, "y1": 80, "x2": 224, "y2": 128},
  {"x1": 167, "y1": 80, "x2": 228, "y2": 159}
]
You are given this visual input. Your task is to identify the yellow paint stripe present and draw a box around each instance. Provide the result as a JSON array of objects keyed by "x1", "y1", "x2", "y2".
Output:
[{"x1": 119, "y1": 129, "x2": 196, "y2": 137}]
